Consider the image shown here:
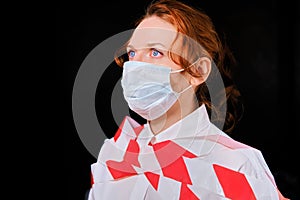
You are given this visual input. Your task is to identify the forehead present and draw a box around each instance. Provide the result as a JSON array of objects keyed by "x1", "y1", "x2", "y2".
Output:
[{"x1": 129, "y1": 16, "x2": 178, "y2": 50}]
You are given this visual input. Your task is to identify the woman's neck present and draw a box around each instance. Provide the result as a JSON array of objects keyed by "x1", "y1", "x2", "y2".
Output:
[{"x1": 148, "y1": 89, "x2": 198, "y2": 135}]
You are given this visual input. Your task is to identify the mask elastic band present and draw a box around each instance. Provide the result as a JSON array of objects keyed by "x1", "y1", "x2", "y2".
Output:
[
  {"x1": 178, "y1": 84, "x2": 193, "y2": 94},
  {"x1": 170, "y1": 57, "x2": 201, "y2": 74}
]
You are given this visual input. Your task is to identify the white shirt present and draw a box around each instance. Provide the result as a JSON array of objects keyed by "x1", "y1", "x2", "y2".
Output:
[{"x1": 88, "y1": 105, "x2": 280, "y2": 200}]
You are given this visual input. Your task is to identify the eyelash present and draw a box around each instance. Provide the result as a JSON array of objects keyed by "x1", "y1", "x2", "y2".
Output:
[
  {"x1": 128, "y1": 50, "x2": 135, "y2": 58},
  {"x1": 127, "y1": 48, "x2": 164, "y2": 58},
  {"x1": 151, "y1": 48, "x2": 163, "y2": 57}
]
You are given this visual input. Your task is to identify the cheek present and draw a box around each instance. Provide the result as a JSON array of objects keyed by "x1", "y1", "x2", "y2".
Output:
[
  {"x1": 161, "y1": 57, "x2": 182, "y2": 70},
  {"x1": 170, "y1": 73, "x2": 190, "y2": 92}
]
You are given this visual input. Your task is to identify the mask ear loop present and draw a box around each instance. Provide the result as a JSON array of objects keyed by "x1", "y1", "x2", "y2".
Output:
[
  {"x1": 170, "y1": 57, "x2": 202, "y2": 74},
  {"x1": 170, "y1": 57, "x2": 211, "y2": 95},
  {"x1": 188, "y1": 57, "x2": 202, "y2": 69},
  {"x1": 170, "y1": 68, "x2": 185, "y2": 73},
  {"x1": 170, "y1": 59, "x2": 202, "y2": 94},
  {"x1": 177, "y1": 84, "x2": 193, "y2": 94}
]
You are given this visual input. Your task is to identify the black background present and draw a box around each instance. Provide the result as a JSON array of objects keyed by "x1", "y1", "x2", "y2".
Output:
[{"x1": 57, "y1": 0, "x2": 300, "y2": 199}]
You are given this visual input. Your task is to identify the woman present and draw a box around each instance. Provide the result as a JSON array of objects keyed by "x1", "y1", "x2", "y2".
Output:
[{"x1": 88, "y1": 0, "x2": 288, "y2": 199}]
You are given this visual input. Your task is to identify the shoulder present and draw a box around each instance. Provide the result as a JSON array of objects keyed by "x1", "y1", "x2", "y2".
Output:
[{"x1": 208, "y1": 124, "x2": 273, "y2": 175}]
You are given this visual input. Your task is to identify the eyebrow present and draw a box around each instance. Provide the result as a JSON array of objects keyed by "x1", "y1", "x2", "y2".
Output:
[{"x1": 127, "y1": 42, "x2": 167, "y2": 49}]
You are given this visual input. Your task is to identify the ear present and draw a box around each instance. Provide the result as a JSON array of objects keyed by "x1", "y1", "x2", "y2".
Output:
[{"x1": 189, "y1": 56, "x2": 211, "y2": 86}]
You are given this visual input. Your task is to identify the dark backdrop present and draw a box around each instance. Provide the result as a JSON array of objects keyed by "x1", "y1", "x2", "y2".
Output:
[{"x1": 57, "y1": 0, "x2": 300, "y2": 199}]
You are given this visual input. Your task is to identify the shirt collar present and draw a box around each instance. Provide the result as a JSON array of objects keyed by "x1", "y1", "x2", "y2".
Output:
[
  {"x1": 136, "y1": 104, "x2": 219, "y2": 156},
  {"x1": 139, "y1": 104, "x2": 210, "y2": 141}
]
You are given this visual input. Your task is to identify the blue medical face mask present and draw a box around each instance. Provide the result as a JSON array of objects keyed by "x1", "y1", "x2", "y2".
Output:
[{"x1": 121, "y1": 61, "x2": 193, "y2": 120}]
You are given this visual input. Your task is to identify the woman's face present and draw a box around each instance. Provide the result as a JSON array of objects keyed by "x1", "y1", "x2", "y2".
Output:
[
  {"x1": 126, "y1": 15, "x2": 207, "y2": 92},
  {"x1": 127, "y1": 15, "x2": 183, "y2": 71}
]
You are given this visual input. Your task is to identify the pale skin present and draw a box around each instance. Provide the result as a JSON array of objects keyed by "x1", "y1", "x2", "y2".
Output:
[{"x1": 127, "y1": 16, "x2": 211, "y2": 135}]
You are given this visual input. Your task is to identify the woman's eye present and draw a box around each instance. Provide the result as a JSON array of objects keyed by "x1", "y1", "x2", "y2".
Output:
[
  {"x1": 151, "y1": 49, "x2": 163, "y2": 57},
  {"x1": 128, "y1": 50, "x2": 135, "y2": 58}
]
